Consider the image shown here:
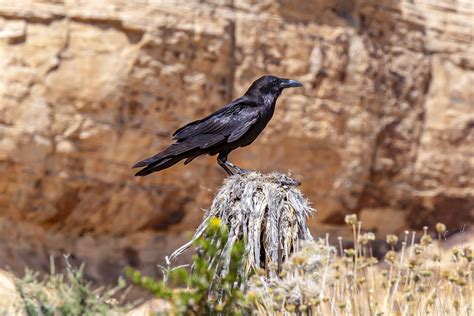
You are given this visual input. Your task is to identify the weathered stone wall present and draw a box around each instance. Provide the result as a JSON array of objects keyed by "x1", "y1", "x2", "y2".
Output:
[{"x1": 0, "y1": 0, "x2": 472, "y2": 282}]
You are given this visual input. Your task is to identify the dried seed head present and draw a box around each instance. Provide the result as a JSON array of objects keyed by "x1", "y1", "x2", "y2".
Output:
[
  {"x1": 343, "y1": 257, "x2": 352, "y2": 266},
  {"x1": 420, "y1": 234, "x2": 432, "y2": 246},
  {"x1": 360, "y1": 232, "x2": 375, "y2": 245},
  {"x1": 463, "y1": 247, "x2": 472, "y2": 262},
  {"x1": 416, "y1": 285, "x2": 428, "y2": 293},
  {"x1": 385, "y1": 250, "x2": 397, "y2": 263},
  {"x1": 435, "y1": 223, "x2": 446, "y2": 234},
  {"x1": 285, "y1": 304, "x2": 296, "y2": 312},
  {"x1": 366, "y1": 232, "x2": 376, "y2": 241},
  {"x1": 440, "y1": 271, "x2": 451, "y2": 279},
  {"x1": 344, "y1": 214, "x2": 358, "y2": 225},
  {"x1": 414, "y1": 244, "x2": 424, "y2": 255},
  {"x1": 309, "y1": 298, "x2": 320, "y2": 306},
  {"x1": 456, "y1": 279, "x2": 467, "y2": 287},
  {"x1": 368, "y1": 257, "x2": 378, "y2": 266},
  {"x1": 386, "y1": 234, "x2": 398, "y2": 246},
  {"x1": 452, "y1": 246, "x2": 462, "y2": 257},
  {"x1": 408, "y1": 258, "x2": 418, "y2": 271},
  {"x1": 454, "y1": 300, "x2": 460, "y2": 310},
  {"x1": 344, "y1": 248, "x2": 357, "y2": 257},
  {"x1": 356, "y1": 276, "x2": 366, "y2": 284},
  {"x1": 431, "y1": 254, "x2": 441, "y2": 262},
  {"x1": 412, "y1": 274, "x2": 421, "y2": 283}
]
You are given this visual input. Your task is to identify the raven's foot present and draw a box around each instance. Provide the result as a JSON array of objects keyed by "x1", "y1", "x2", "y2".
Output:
[
  {"x1": 233, "y1": 166, "x2": 249, "y2": 174},
  {"x1": 224, "y1": 160, "x2": 249, "y2": 175}
]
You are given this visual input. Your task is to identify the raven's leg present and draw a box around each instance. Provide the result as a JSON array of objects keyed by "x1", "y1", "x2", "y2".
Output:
[
  {"x1": 217, "y1": 154, "x2": 234, "y2": 176},
  {"x1": 217, "y1": 154, "x2": 248, "y2": 175}
]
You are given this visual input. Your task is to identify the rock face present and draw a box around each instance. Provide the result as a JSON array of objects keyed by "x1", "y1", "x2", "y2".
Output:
[{"x1": 0, "y1": 0, "x2": 472, "y2": 283}]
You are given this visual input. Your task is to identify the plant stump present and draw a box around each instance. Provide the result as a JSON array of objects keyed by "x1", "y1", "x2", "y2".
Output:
[{"x1": 169, "y1": 172, "x2": 315, "y2": 279}]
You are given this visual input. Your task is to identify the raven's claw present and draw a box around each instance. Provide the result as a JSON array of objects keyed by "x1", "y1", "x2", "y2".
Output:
[{"x1": 233, "y1": 166, "x2": 249, "y2": 174}]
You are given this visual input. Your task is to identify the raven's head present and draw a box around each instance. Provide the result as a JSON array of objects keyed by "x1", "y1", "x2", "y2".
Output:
[{"x1": 245, "y1": 75, "x2": 303, "y2": 97}]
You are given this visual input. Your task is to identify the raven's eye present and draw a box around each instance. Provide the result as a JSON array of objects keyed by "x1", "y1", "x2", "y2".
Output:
[{"x1": 272, "y1": 79, "x2": 278, "y2": 84}]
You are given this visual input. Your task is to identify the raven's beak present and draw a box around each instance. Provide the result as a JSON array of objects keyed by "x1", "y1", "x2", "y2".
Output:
[{"x1": 280, "y1": 78, "x2": 303, "y2": 89}]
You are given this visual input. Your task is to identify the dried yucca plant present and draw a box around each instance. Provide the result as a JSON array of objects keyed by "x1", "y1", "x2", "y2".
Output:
[{"x1": 169, "y1": 172, "x2": 315, "y2": 279}]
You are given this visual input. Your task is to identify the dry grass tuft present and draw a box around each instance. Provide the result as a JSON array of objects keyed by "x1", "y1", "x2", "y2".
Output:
[
  {"x1": 249, "y1": 215, "x2": 473, "y2": 315},
  {"x1": 4, "y1": 258, "x2": 133, "y2": 315}
]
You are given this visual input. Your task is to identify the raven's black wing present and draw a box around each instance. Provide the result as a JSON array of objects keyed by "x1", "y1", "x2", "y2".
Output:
[{"x1": 171, "y1": 96, "x2": 259, "y2": 143}]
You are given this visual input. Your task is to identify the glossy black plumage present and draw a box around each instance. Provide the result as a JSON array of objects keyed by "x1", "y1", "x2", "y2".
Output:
[{"x1": 133, "y1": 75, "x2": 302, "y2": 176}]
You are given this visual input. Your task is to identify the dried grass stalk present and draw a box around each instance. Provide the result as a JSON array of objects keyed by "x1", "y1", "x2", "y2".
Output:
[{"x1": 169, "y1": 172, "x2": 315, "y2": 279}]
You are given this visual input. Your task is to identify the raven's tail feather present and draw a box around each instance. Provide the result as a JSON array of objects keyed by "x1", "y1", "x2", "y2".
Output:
[
  {"x1": 133, "y1": 142, "x2": 198, "y2": 176},
  {"x1": 134, "y1": 156, "x2": 182, "y2": 176}
]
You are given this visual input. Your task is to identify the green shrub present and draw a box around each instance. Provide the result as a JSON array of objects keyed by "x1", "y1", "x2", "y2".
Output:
[
  {"x1": 11, "y1": 258, "x2": 133, "y2": 316},
  {"x1": 126, "y1": 217, "x2": 250, "y2": 315}
]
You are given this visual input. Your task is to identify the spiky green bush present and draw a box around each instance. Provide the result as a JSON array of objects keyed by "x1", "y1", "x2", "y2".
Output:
[{"x1": 126, "y1": 217, "x2": 249, "y2": 315}]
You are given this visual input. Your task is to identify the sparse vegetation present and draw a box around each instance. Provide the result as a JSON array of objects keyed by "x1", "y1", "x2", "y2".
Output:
[
  {"x1": 129, "y1": 215, "x2": 472, "y2": 315},
  {"x1": 4, "y1": 216, "x2": 472, "y2": 315},
  {"x1": 9, "y1": 258, "x2": 133, "y2": 316}
]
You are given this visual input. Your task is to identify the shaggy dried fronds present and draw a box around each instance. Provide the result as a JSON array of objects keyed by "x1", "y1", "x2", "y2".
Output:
[{"x1": 169, "y1": 171, "x2": 315, "y2": 280}]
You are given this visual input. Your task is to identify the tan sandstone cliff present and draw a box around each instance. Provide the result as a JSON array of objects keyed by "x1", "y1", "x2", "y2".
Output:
[{"x1": 0, "y1": 0, "x2": 473, "y2": 283}]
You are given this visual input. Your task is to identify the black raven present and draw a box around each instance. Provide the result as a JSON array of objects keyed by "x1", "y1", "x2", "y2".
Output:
[{"x1": 133, "y1": 75, "x2": 303, "y2": 176}]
